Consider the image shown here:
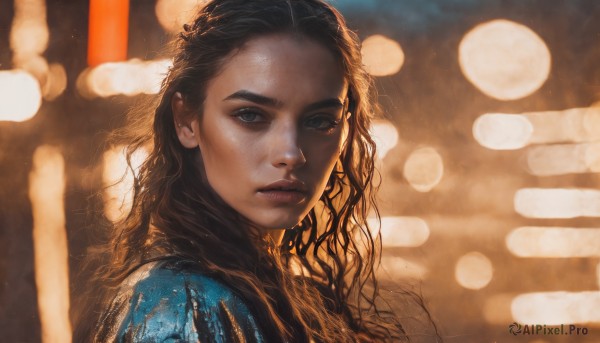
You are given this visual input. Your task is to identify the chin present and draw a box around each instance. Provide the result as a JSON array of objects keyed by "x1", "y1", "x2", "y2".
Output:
[{"x1": 256, "y1": 216, "x2": 303, "y2": 231}]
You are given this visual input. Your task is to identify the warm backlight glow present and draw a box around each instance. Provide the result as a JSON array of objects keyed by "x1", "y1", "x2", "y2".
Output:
[
  {"x1": 526, "y1": 142, "x2": 600, "y2": 176},
  {"x1": 367, "y1": 216, "x2": 430, "y2": 247},
  {"x1": 454, "y1": 251, "x2": 493, "y2": 290},
  {"x1": 78, "y1": 59, "x2": 172, "y2": 98},
  {"x1": 459, "y1": 19, "x2": 551, "y2": 100},
  {"x1": 361, "y1": 34, "x2": 405, "y2": 77},
  {"x1": 380, "y1": 256, "x2": 427, "y2": 280},
  {"x1": 29, "y1": 146, "x2": 72, "y2": 343},
  {"x1": 103, "y1": 146, "x2": 148, "y2": 222},
  {"x1": 156, "y1": 0, "x2": 206, "y2": 33},
  {"x1": 506, "y1": 227, "x2": 600, "y2": 257},
  {"x1": 403, "y1": 147, "x2": 444, "y2": 192},
  {"x1": 88, "y1": 0, "x2": 129, "y2": 66},
  {"x1": 369, "y1": 119, "x2": 399, "y2": 160},
  {"x1": 512, "y1": 291, "x2": 600, "y2": 325},
  {"x1": 514, "y1": 188, "x2": 600, "y2": 219},
  {"x1": 0, "y1": 70, "x2": 42, "y2": 122},
  {"x1": 473, "y1": 113, "x2": 533, "y2": 150}
]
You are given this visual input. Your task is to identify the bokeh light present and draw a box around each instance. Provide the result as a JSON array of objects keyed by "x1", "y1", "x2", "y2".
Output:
[
  {"x1": 14, "y1": 54, "x2": 49, "y2": 83},
  {"x1": 369, "y1": 119, "x2": 399, "y2": 160},
  {"x1": 28, "y1": 145, "x2": 71, "y2": 343},
  {"x1": 506, "y1": 227, "x2": 600, "y2": 257},
  {"x1": 380, "y1": 256, "x2": 427, "y2": 280},
  {"x1": 527, "y1": 107, "x2": 600, "y2": 144},
  {"x1": 459, "y1": 19, "x2": 551, "y2": 100},
  {"x1": 0, "y1": 70, "x2": 42, "y2": 122},
  {"x1": 155, "y1": 0, "x2": 206, "y2": 33},
  {"x1": 454, "y1": 251, "x2": 493, "y2": 290},
  {"x1": 103, "y1": 146, "x2": 148, "y2": 223},
  {"x1": 367, "y1": 216, "x2": 430, "y2": 247},
  {"x1": 473, "y1": 113, "x2": 533, "y2": 150},
  {"x1": 88, "y1": 0, "x2": 129, "y2": 66},
  {"x1": 403, "y1": 147, "x2": 444, "y2": 192},
  {"x1": 360, "y1": 34, "x2": 405, "y2": 77},
  {"x1": 43, "y1": 63, "x2": 67, "y2": 100},
  {"x1": 77, "y1": 59, "x2": 172, "y2": 98},
  {"x1": 512, "y1": 291, "x2": 600, "y2": 325},
  {"x1": 10, "y1": 0, "x2": 49, "y2": 61},
  {"x1": 526, "y1": 142, "x2": 600, "y2": 176},
  {"x1": 514, "y1": 188, "x2": 600, "y2": 219}
]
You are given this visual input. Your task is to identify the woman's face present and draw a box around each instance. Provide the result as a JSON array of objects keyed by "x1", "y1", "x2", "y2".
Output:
[{"x1": 175, "y1": 33, "x2": 349, "y2": 232}]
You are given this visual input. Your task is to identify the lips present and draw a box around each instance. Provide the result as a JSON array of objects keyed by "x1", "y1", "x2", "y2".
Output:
[
  {"x1": 258, "y1": 179, "x2": 307, "y2": 192},
  {"x1": 257, "y1": 179, "x2": 308, "y2": 204}
]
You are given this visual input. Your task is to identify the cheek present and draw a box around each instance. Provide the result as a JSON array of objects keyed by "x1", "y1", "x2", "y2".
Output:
[
  {"x1": 201, "y1": 140, "x2": 255, "y2": 184},
  {"x1": 305, "y1": 134, "x2": 345, "y2": 179}
]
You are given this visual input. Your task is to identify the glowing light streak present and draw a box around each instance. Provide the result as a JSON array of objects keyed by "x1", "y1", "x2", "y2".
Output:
[
  {"x1": 474, "y1": 107, "x2": 600, "y2": 151},
  {"x1": 0, "y1": 70, "x2": 42, "y2": 122},
  {"x1": 514, "y1": 188, "x2": 600, "y2": 219},
  {"x1": 77, "y1": 59, "x2": 171, "y2": 98},
  {"x1": 155, "y1": 0, "x2": 206, "y2": 33},
  {"x1": 597, "y1": 263, "x2": 600, "y2": 289},
  {"x1": 525, "y1": 107, "x2": 600, "y2": 144},
  {"x1": 454, "y1": 252, "x2": 493, "y2": 290},
  {"x1": 473, "y1": 113, "x2": 533, "y2": 150},
  {"x1": 380, "y1": 256, "x2": 427, "y2": 279},
  {"x1": 368, "y1": 119, "x2": 399, "y2": 160},
  {"x1": 88, "y1": 0, "x2": 130, "y2": 66},
  {"x1": 506, "y1": 227, "x2": 600, "y2": 258},
  {"x1": 459, "y1": 19, "x2": 551, "y2": 100},
  {"x1": 360, "y1": 34, "x2": 405, "y2": 77},
  {"x1": 526, "y1": 142, "x2": 600, "y2": 176},
  {"x1": 512, "y1": 291, "x2": 600, "y2": 325},
  {"x1": 403, "y1": 147, "x2": 444, "y2": 192},
  {"x1": 29, "y1": 146, "x2": 72, "y2": 343},
  {"x1": 367, "y1": 216, "x2": 430, "y2": 247},
  {"x1": 8, "y1": 0, "x2": 50, "y2": 118},
  {"x1": 103, "y1": 146, "x2": 148, "y2": 222},
  {"x1": 10, "y1": 0, "x2": 49, "y2": 63}
]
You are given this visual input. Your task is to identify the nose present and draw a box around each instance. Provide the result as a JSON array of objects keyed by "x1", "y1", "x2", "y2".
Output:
[{"x1": 270, "y1": 122, "x2": 306, "y2": 170}]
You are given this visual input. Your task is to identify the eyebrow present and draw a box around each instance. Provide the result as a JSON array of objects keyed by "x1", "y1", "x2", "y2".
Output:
[{"x1": 223, "y1": 90, "x2": 344, "y2": 112}]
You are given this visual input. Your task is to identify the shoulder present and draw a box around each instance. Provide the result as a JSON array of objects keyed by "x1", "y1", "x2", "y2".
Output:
[{"x1": 94, "y1": 260, "x2": 265, "y2": 343}]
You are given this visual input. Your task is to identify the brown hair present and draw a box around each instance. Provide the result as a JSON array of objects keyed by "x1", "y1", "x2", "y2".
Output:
[{"x1": 80, "y1": 0, "x2": 419, "y2": 341}]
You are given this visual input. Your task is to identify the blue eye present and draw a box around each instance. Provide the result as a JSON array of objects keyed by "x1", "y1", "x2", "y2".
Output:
[{"x1": 233, "y1": 109, "x2": 266, "y2": 124}]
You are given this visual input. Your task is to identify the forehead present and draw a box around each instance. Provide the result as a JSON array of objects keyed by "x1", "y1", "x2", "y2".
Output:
[{"x1": 206, "y1": 33, "x2": 347, "y2": 101}]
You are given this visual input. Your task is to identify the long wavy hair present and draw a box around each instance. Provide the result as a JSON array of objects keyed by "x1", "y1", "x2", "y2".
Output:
[{"x1": 81, "y1": 0, "x2": 415, "y2": 342}]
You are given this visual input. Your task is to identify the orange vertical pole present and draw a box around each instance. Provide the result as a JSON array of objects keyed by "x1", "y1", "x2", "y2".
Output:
[{"x1": 88, "y1": 0, "x2": 130, "y2": 66}]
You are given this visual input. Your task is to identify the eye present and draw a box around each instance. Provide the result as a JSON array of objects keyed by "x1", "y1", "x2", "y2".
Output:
[
  {"x1": 305, "y1": 115, "x2": 340, "y2": 132},
  {"x1": 232, "y1": 108, "x2": 267, "y2": 125}
]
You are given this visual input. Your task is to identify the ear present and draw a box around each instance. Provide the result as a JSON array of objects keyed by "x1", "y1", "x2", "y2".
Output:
[{"x1": 172, "y1": 92, "x2": 199, "y2": 149}]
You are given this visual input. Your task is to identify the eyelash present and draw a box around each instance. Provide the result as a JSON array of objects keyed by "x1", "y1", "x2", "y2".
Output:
[{"x1": 232, "y1": 108, "x2": 341, "y2": 132}]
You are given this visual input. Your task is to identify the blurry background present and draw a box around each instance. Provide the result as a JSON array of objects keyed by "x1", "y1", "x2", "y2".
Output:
[{"x1": 1, "y1": 0, "x2": 599, "y2": 342}]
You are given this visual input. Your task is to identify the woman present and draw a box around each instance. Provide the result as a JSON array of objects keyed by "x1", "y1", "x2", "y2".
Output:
[{"x1": 82, "y1": 0, "x2": 420, "y2": 341}]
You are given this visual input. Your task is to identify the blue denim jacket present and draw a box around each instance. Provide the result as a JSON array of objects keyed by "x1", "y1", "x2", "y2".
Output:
[{"x1": 94, "y1": 260, "x2": 266, "y2": 343}]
